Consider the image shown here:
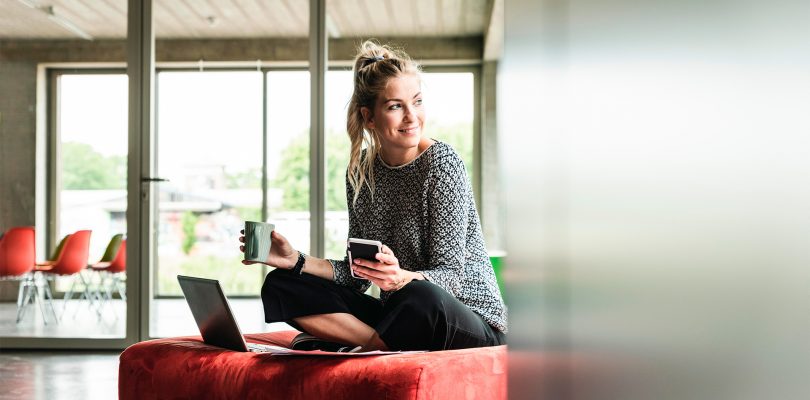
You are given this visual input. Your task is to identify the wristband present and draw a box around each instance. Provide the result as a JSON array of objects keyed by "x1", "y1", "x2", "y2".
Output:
[{"x1": 291, "y1": 251, "x2": 306, "y2": 275}]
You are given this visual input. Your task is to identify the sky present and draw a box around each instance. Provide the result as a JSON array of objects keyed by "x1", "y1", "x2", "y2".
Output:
[{"x1": 59, "y1": 70, "x2": 473, "y2": 180}]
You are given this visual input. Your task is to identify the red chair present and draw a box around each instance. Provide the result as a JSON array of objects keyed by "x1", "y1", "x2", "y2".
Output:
[
  {"x1": 0, "y1": 226, "x2": 37, "y2": 323},
  {"x1": 34, "y1": 230, "x2": 92, "y2": 322},
  {"x1": 89, "y1": 237, "x2": 126, "y2": 318}
]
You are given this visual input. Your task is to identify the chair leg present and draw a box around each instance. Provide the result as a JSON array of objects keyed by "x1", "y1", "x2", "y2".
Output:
[
  {"x1": 105, "y1": 273, "x2": 120, "y2": 321},
  {"x1": 72, "y1": 286, "x2": 84, "y2": 318},
  {"x1": 113, "y1": 275, "x2": 127, "y2": 301},
  {"x1": 16, "y1": 278, "x2": 26, "y2": 308},
  {"x1": 80, "y1": 271, "x2": 99, "y2": 309},
  {"x1": 41, "y1": 277, "x2": 59, "y2": 323},
  {"x1": 96, "y1": 272, "x2": 108, "y2": 300},
  {"x1": 35, "y1": 284, "x2": 50, "y2": 325},
  {"x1": 62, "y1": 274, "x2": 79, "y2": 314},
  {"x1": 93, "y1": 272, "x2": 105, "y2": 319},
  {"x1": 16, "y1": 281, "x2": 34, "y2": 323}
]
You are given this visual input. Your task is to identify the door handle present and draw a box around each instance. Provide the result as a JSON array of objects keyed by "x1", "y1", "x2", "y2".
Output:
[{"x1": 141, "y1": 177, "x2": 169, "y2": 182}]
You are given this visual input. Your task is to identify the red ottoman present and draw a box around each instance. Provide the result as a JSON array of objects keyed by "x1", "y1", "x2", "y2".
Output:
[{"x1": 119, "y1": 330, "x2": 506, "y2": 400}]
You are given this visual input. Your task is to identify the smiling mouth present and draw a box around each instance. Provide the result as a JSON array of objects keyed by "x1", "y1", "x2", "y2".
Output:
[{"x1": 398, "y1": 126, "x2": 419, "y2": 133}]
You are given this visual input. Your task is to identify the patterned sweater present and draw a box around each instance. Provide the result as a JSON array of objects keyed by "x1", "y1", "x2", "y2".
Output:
[{"x1": 329, "y1": 141, "x2": 507, "y2": 333}]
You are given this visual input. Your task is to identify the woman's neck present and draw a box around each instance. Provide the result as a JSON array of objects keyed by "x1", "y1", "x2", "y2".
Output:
[{"x1": 380, "y1": 138, "x2": 435, "y2": 167}]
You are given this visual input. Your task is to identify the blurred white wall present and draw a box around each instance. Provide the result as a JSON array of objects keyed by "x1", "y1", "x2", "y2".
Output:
[{"x1": 502, "y1": 0, "x2": 810, "y2": 399}]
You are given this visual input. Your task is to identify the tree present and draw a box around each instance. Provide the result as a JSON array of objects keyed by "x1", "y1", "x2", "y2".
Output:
[
  {"x1": 271, "y1": 129, "x2": 349, "y2": 211},
  {"x1": 271, "y1": 122, "x2": 473, "y2": 212},
  {"x1": 225, "y1": 167, "x2": 262, "y2": 189},
  {"x1": 61, "y1": 141, "x2": 126, "y2": 190},
  {"x1": 181, "y1": 211, "x2": 198, "y2": 255},
  {"x1": 429, "y1": 122, "x2": 474, "y2": 181}
]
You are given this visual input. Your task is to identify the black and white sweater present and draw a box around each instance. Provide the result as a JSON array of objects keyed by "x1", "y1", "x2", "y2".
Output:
[{"x1": 329, "y1": 140, "x2": 507, "y2": 333}]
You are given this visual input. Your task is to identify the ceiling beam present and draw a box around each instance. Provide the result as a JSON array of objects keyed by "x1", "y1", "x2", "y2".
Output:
[
  {"x1": 483, "y1": 0, "x2": 503, "y2": 61},
  {"x1": 0, "y1": 36, "x2": 483, "y2": 63}
]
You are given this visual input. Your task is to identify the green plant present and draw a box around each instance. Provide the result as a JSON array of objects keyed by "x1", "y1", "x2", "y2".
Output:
[{"x1": 181, "y1": 211, "x2": 199, "y2": 255}]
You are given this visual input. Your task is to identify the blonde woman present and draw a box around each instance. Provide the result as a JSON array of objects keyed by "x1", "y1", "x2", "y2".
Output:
[{"x1": 240, "y1": 41, "x2": 506, "y2": 352}]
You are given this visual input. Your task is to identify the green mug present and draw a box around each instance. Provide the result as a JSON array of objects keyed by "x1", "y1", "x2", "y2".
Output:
[{"x1": 244, "y1": 221, "x2": 275, "y2": 262}]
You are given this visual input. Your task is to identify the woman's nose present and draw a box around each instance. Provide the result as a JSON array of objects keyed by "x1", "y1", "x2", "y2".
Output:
[{"x1": 403, "y1": 106, "x2": 415, "y2": 121}]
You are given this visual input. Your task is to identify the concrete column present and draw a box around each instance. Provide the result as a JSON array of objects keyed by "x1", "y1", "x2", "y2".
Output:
[{"x1": 480, "y1": 60, "x2": 503, "y2": 252}]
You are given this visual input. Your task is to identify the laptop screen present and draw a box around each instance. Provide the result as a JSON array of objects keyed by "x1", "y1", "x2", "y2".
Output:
[{"x1": 177, "y1": 275, "x2": 248, "y2": 352}]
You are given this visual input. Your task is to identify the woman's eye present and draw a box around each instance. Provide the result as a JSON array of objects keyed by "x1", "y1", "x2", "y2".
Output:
[
  {"x1": 415, "y1": 98, "x2": 423, "y2": 106},
  {"x1": 388, "y1": 103, "x2": 402, "y2": 110}
]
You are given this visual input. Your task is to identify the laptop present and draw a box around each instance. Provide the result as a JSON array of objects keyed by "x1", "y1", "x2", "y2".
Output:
[
  {"x1": 177, "y1": 275, "x2": 285, "y2": 353},
  {"x1": 177, "y1": 275, "x2": 423, "y2": 357}
]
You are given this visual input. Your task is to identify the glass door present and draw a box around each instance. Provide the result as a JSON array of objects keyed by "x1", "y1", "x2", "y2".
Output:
[{"x1": 150, "y1": 70, "x2": 266, "y2": 337}]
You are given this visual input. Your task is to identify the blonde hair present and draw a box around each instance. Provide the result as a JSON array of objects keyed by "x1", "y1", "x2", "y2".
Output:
[{"x1": 346, "y1": 40, "x2": 421, "y2": 205}]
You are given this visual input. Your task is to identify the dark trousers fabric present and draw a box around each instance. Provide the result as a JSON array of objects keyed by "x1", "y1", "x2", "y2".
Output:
[{"x1": 261, "y1": 268, "x2": 506, "y2": 351}]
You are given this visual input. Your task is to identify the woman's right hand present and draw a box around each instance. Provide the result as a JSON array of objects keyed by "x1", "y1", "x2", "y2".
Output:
[{"x1": 239, "y1": 230, "x2": 298, "y2": 270}]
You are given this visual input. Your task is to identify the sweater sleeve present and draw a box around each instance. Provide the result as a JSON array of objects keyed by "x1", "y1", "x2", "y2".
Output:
[
  {"x1": 329, "y1": 173, "x2": 372, "y2": 293},
  {"x1": 419, "y1": 153, "x2": 470, "y2": 297}
]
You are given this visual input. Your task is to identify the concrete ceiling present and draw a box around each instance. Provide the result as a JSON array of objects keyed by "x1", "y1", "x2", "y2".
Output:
[{"x1": 0, "y1": 0, "x2": 494, "y2": 40}]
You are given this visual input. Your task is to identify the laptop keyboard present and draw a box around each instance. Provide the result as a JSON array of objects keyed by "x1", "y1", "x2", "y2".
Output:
[{"x1": 246, "y1": 343, "x2": 287, "y2": 353}]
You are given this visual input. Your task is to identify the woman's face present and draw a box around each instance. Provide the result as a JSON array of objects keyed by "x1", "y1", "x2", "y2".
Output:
[{"x1": 362, "y1": 73, "x2": 425, "y2": 157}]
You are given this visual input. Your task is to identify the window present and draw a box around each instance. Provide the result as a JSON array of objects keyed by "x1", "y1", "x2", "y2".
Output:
[
  {"x1": 154, "y1": 71, "x2": 264, "y2": 296},
  {"x1": 51, "y1": 68, "x2": 477, "y2": 297},
  {"x1": 57, "y1": 74, "x2": 128, "y2": 263}
]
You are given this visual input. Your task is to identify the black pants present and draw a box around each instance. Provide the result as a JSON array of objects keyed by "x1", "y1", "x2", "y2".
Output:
[{"x1": 261, "y1": 269, "x2": 506, "y2": 351}]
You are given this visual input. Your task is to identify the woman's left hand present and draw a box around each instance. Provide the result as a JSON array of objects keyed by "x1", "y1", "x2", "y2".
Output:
[{"x1": 351, "y1": 245, "x2": 419, "y2": 291}]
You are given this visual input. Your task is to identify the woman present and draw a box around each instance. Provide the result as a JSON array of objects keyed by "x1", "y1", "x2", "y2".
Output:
[{"x1": 240, "y1": 41, "x2": 506, "y2": 352}]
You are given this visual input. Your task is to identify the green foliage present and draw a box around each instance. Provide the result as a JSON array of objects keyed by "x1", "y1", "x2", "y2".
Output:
[
  {"x1": 429, "y1": 122, "x2": 474, "y2": 182},
  {"x1": 327, "y1": 131, "x2": 350, "y2": 211},
  {"x1": 157, "y1": 254, "x2": 264, "y2": 296},
  {"x1": 270, "y1": 129, "x2": 350, "y2": 211},
  {"x1": 61, "y1": 141, "x2": 126, "y2": 190},
  {"x1": 271, "y1": 123, "x2": 473, "y2": 212},
  {"x1": 225, "y1": 167, "x2": 263, "y2": 189},
  {"x1": 271, "y1": 132, "x2": 310, "y2": 211},
  {"x1": 236, "y1": 206, "x2": 262, "y2": 223},
  {"x1": 181, "y1": 211, "x2": 198, "y2": 255}
]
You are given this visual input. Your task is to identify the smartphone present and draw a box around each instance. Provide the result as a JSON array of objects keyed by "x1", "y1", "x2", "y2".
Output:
[{"x1": 347, "y1": 238, "x2": 382, "y2": 279}]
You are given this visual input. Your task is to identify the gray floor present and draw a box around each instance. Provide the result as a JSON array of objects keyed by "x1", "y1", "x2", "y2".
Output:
[
  {"x1": 0, "y1": 297, "x2": 293, "y2": 400},
  {"x1": 1, "y1": 297, "x2": 291, "y2": 338},
  {"x1": 0, "y1": 350, "x2": 120, "y2": 400}
]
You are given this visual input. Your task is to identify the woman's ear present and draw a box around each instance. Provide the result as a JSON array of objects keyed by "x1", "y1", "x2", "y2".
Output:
[{"x1": 360, "y1": 107, "x2": 375, "y2": 130}]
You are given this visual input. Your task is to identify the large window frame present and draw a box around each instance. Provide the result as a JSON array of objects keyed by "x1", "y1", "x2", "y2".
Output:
[
  {"x1": 44, "y1": 64, "x2": 482, "y2": 299},
  {"x1": 3, "y1": 0, "x2": 486, "y2": 350}
]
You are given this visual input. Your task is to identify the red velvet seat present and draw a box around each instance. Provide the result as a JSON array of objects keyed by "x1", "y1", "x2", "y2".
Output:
[{"x1": 119, "y1": 330, "x2": 506, "y2": 400}]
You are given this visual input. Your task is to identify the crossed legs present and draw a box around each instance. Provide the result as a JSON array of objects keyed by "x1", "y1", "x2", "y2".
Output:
[
  {"x1": 293, "y1": 313, "x2": 388, "y2": 351},
  {"x1": 262, "y1": 269, "x2": 503, "y2": 352},
  {"x1": 261, "y1": 269, "x2": 389, "y2": 351}
]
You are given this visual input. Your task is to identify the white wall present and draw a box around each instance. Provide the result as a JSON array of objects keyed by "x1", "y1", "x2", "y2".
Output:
[{"x1": 501, "y1": 0, "x2": 810, "y2": 399}]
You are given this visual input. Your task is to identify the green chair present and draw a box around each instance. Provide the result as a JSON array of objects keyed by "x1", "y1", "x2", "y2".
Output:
[
  {"x1": 97, "y1": 234, "x2": 123, "y2": 264},
  {"x1": 38, "y1": 234, "x2": 69, "y2": 266}
]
